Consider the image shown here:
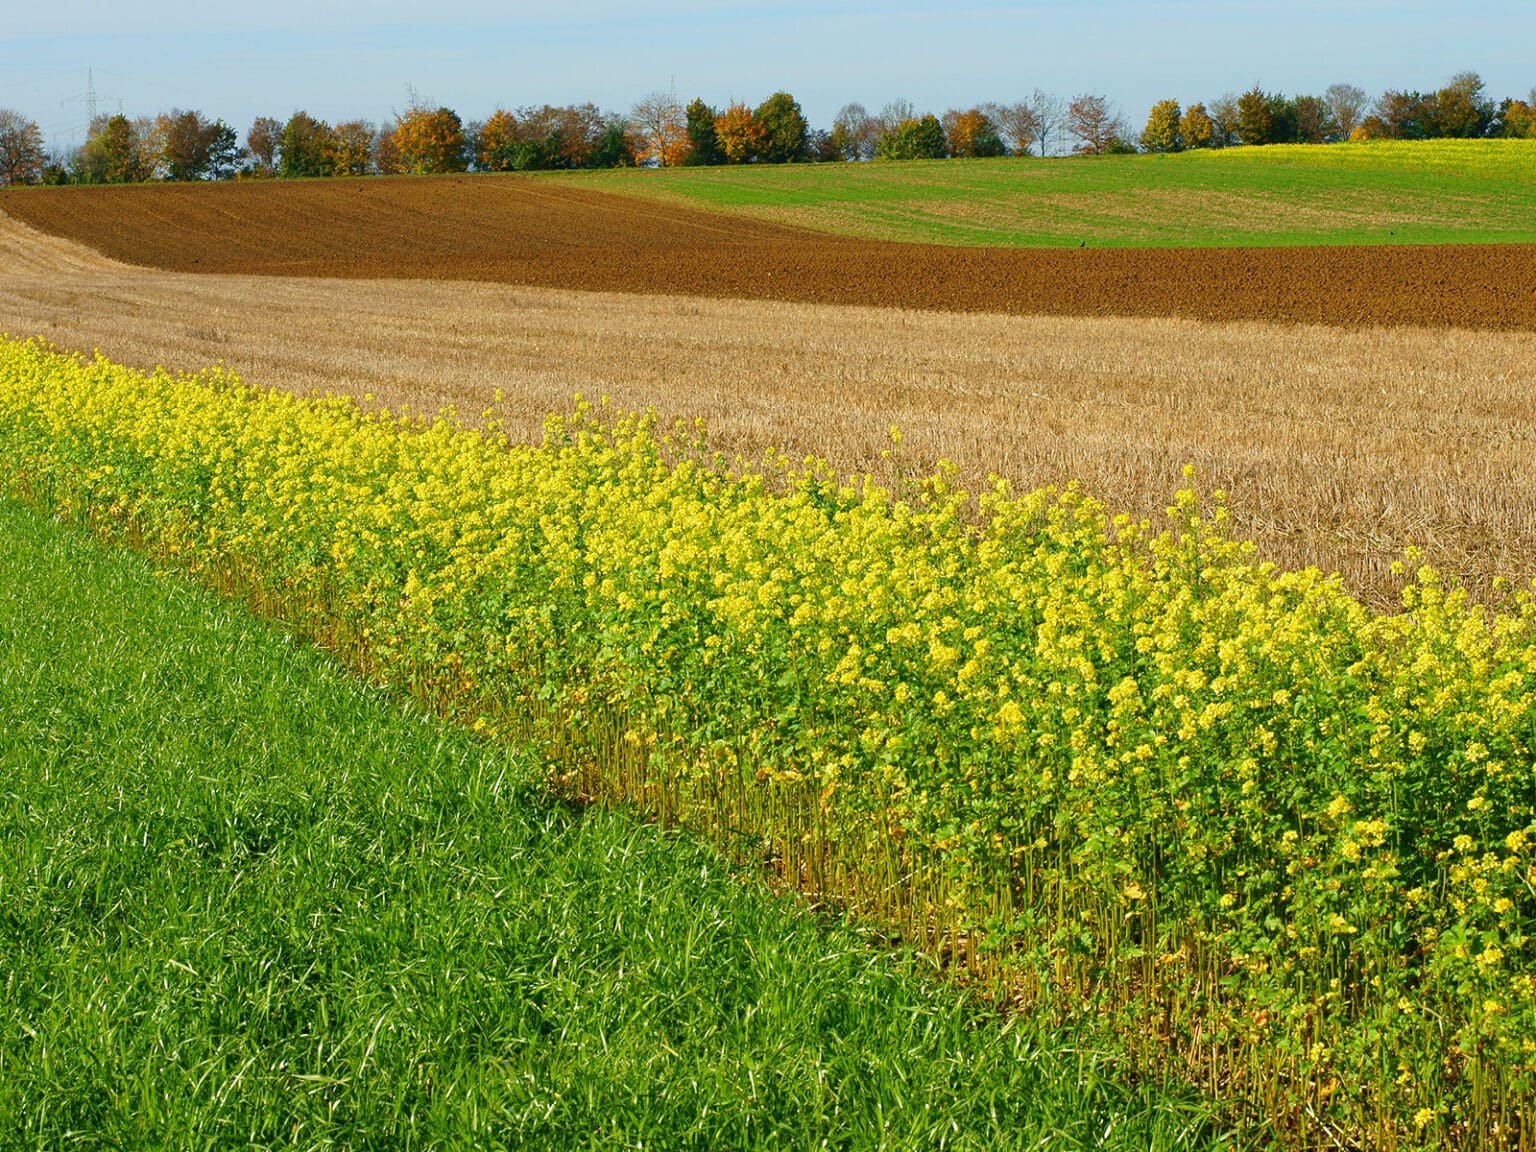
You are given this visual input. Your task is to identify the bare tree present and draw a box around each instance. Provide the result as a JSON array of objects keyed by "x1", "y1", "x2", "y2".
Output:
[
  {"x1": 831, "y1": 102, "x2": 879, "y2": 160},
  {"x1": 1323, "y1": 83, "x2": 1368, "y2": 140},
  {"x1": 630, "y1": 89, "x2": 686, "y2": 167},
  {"x1": 1024, "y1": 89, "x2": 1064, "y2": 156},
  {"x1": 875, "y1": 98, "x2": 916, "y2": 137},
  {"x1": 0, "y1": 109, "x2": 46, "y2": 186},
  {"x1": 1066, "y1": 93, "x2": 1126, "y2": 155},
  {"x1": 981, "y1": 100, "x2": 1042, "y2": 156},
  {"x1": 1208, "y1": 93, "x2": 1240, "y2": 147}
]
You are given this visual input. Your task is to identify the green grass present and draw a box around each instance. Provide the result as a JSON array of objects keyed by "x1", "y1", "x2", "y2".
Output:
[
  {"x1": 0, "y1": 495, "x2": 1219, "y2": 1151},
  {"x1": 547, "y1": 138, "x2": 1536, "y2": 248}
]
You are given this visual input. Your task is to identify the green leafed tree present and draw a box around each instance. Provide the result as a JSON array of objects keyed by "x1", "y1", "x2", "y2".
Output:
[
  {"x1": 683, "y1": 98, "x2": 723, "y2": 166},
  {"x1": 157, "y1": 109, "x2": 242, "y2": 181},
  {"x1": 278, "y1": 111, "x2": 336, "y2": 178},
  {"x1": 589, "y1": 118, "x2": 637, "y2": 168},
  {"x1": 875, "y1": 114, "x2": 946, "y2": 160},
  {"x1": 78, "y1": 114, "x2": 152, "y2": 184},
  {"x1": 1140, "y1": 99, "x2": 1183, "y2": 153},
  {"x1": 754, "y1": 91, "x2": 808, "y2": 163}
]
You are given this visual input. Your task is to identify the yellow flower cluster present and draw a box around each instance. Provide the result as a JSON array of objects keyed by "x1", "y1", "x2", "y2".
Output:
[{"x1": 2, "y1": 337, "x2": 1533, "y2": 1144}]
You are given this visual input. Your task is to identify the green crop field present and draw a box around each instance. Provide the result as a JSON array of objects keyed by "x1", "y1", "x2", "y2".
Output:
[
  {"x1": 0, "y1": 495, "x2": 1215, "y2": 1150},
  {"x1": 549, "y1": 139, "x2": 1536, "y2": 248}
]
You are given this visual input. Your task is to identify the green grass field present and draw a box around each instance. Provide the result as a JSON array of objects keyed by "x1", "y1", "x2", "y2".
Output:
[
  {"x1": 0, "y1": 496, "x2": 1218, "y2": 1150},
  {"x1": 550, "y1": 139, "x2": 1536, "y2": 247}
]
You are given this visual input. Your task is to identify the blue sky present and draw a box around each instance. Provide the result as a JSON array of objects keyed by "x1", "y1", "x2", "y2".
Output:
[{"x1": 7, "y1": 1, "x2": 1533, "y2": 150}]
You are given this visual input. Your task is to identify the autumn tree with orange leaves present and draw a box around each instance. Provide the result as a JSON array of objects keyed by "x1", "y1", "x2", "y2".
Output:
[
  {"x1": 392, "y1": 105, "x2": 469, "y2": 174},
  {"x1": 714, "y1": 102, "x2": 767, "y2": 163}
]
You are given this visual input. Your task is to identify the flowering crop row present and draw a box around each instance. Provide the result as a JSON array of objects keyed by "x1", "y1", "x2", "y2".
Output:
[{"x1": 1, "y1": 338, "x2": 1532, "y2": 1147}]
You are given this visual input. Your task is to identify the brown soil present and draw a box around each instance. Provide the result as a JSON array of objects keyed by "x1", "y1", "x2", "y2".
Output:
[{"x1": 5, "y1": 175, "x2": 1536, "y2": 330}]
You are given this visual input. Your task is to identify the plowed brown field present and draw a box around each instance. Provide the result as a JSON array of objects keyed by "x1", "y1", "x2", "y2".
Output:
[{"x1": 5, "y1": 175, "x2": 1536, "y2": 330}]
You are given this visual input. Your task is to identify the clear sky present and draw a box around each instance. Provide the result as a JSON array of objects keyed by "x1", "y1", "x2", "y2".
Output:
[{"x1": 7, "y1": 1, "x2": 1533, "y2": 151}]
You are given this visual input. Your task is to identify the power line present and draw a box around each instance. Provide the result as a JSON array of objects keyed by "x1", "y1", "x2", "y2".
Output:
[{"x1": 61, "y1": 69, "x2": 121, "y2": 134}]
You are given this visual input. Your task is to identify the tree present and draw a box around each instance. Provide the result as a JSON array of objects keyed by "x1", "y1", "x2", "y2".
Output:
[
  {"x1": 715, "y1": 102, "x2": 767, "y2": 163},
  {"x1": 206, "y1": 122, "x2": 243, "y2": 180},
  {"x1": 475, "y1": 104, "x2": 600, "y2": 172},
  {"x1": 392, "y1": 105, "x2": 469, "y2": 174},
  {"x1": 1066, "y1": 93, "x2": 1125, "y2": 155},
  {"x1": 279, "y1": 112, "x2": 336, "y2": 178},
  {"x1": 1362, "y1": 90, "x2": 1434, "y2": 140},
  {"x1": 1323, "y1": 83, "x2": 1367, "y2": 140},
  {"x1": 1289, "y1": 95, "x2": 1329, "y2": 144},
  {"x1": 1498, "y1": 96, "x2": 1536, "y2": 139},
  {"x1": 1434, "y1": 71, "x2": 1495, "y2": 138},
  {"x1": 0, "y1": 109, "x2": 46, "y2": 186},
  {"x1": 981, "y1": 100, "x2": 1042, "y2": 157},
  {"x1": 1140, "y1": 99, "x2": 1182, "y2": 153},
  {"x1": 588, "y1": 118, "x2": 637, "y2": 168},
  {"x1": 1235, "y1": 87, "x2": 1274, "y2": 145},
  {"x1": 807, "y1": 128, "x2": 840, "y2": 162},
  {"x1": 41, "y1": 151, "x2": 73, "y2": 185},
  {"x1": 874, "y1": 98, "x2": 916, "y2": 140},
  {"x1": 942, "y1": 108, "x2": 1004, "y2": 158},
  {"x1": 630, "y1": 90, "x2": 687, "y2": 168},
  {"x1": 473, "y1": 108, "x2": 522, "y2": 171},
  {"x1": 1208, "y1": 93, "x2": 1240, "y2": 147},
  {"x1": 830, "y1": 102, "x2": 878, "y2": 160},
  {"x1": 1178, "y1": 103, "x2": 1215, "y2": 150},
  {"x1": 683, "y1": 98, "x2": 722, "y2": 165},
  {"x1": 332, "y1": 120, "x2": 375, "y2": 175},
  {"x1": 156, "y1": 109, "x2": 240, "y2": 180},
  {"x1": 875, "y1": 114, "x2": 946, "y2": 160},
  {"x1": 78, "y1": 114, "x2": 152, "y2": 184},
  {"x1": 374, "y1": 125, "x2": 402, "y2": 173},
  {"x1": 1266, "y1": 92, "x2": 1300, "y2": 144},
  {"x1": 754, "y1": 91, "x2": 808, "y2": 163},
  {"x1": 551, "y1": 104, "x2": 617, "y2": 169},
  {"x1": 1024, "y1": 90, "x2": 1065, "y2": 156},
  {"x1": 246, "y1": 116, "x2": 282, "y2": 175}
]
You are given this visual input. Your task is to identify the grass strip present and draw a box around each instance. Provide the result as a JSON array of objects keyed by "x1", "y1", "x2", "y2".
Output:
[{"x1": 0, "y1": 495, "x2": 1217, "y2": 1150}]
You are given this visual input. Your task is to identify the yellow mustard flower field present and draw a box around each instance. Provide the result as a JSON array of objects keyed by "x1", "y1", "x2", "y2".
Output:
[{"x1": 2, "y1": 337, "x2": 1532, "y2": 1147}]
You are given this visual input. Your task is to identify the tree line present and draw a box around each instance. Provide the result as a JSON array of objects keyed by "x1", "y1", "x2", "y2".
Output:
[{"x1": 0, "y1": 72, "x2": 1532, "y2": 187}]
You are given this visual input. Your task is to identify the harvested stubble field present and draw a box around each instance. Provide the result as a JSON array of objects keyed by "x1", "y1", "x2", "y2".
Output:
[
  {"x1": 1, "y1": 178, "x2": 1534, "y2": 609},
  {"x1": 6, "y1": 176, "x2": 1536, "y2": 330}
]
